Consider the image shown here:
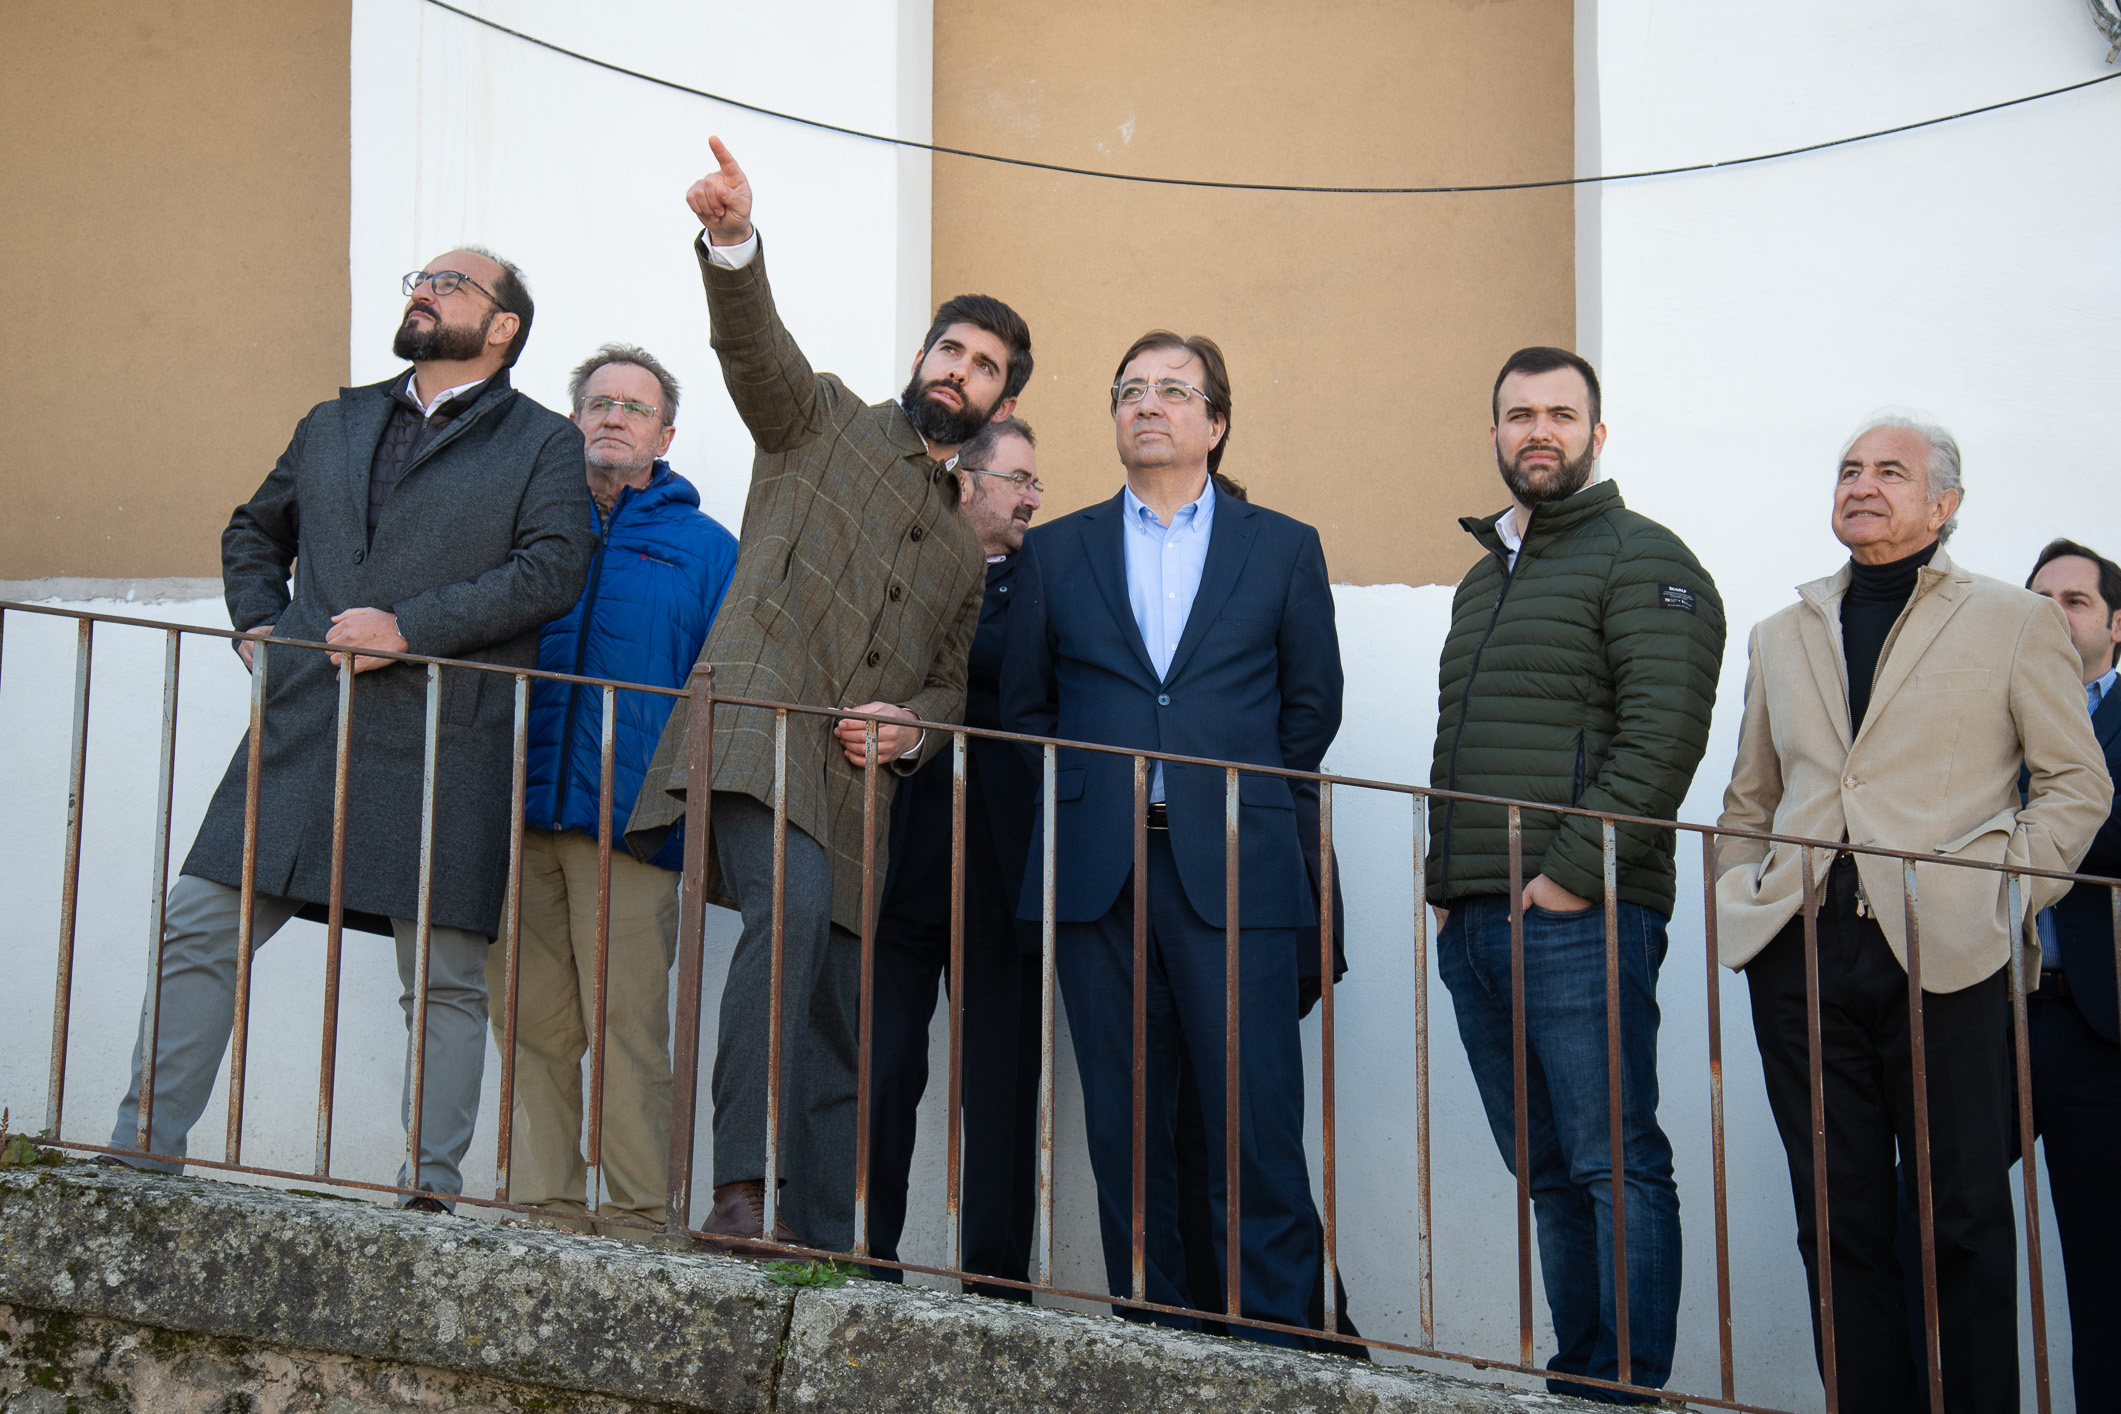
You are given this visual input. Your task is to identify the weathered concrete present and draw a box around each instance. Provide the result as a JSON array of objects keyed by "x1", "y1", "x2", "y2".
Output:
[
  {"x1": 781, "y1": 1280, "x2": 1589, "y2": 1414},
  {"x1": 1, "y1": 1303, "x2": 683, "y2": 1412},
  {"x1": 1, "y1": 1163, "x2": 1603, "y2": 1412},
  {"x1": 0, "y1": 1164, "x2": 789, "y2": 1411}
]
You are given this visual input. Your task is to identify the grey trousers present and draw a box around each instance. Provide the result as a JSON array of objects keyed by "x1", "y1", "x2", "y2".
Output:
[
  {"x1": 110, "y1": 873, "x2": 491, "y2": 1197},
  {"x1": 709, "y1": 791, "x2": 862, "y2": 1251}
]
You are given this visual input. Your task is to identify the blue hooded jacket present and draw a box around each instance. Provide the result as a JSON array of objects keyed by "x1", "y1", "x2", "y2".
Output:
[{"x1": 525, "y1": 461, "x2": 738, "y2": 870}]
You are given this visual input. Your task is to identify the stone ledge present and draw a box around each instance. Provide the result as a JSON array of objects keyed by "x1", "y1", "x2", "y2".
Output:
[
  {"x1": 2, "y1": 1162, "x2": 1602, "y2": 1413},
  {"x1": 0, "y1": 1165, "x2": 789, "y2": 1412},
  {"x1": 782, "y1": 1279, "x2": 1590, "y2": 1414}
]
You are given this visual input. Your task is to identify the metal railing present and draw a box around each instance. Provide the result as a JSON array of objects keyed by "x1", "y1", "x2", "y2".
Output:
[{"x1": 5, "y1": 597, "x2": 2111, "y2": 1413}]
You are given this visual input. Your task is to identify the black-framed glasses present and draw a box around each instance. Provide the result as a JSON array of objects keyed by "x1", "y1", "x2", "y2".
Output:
[
  {"x1": 965, "y1": 467, "x2": 1043, "y2": 493},
  {"x1": 581, "y1": 395, "x2": 662, "y2": 424},
  {"x1": 402, "y1": 269, "x2": 500, "y2": 303},
  {"x1": 1113, "y1": 378, "x2": 1211, "y2": 407}
]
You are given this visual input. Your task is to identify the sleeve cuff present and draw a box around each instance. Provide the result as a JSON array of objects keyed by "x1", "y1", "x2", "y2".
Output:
[{"x1": 700, "y1": 229, "x2": 760, "y2": 269}]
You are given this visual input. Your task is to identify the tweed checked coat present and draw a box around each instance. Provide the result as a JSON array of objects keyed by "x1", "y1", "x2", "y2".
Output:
[
  {"x1": 183, "y1": 371, "x2": 596, "y2": 937},
  {"x1": 629, "y1": 240, "x2": 987, "y2": 933}
]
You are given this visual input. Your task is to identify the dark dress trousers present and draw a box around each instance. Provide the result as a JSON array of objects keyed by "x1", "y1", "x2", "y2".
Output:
[
  {"x1": 867, "y1": 554, "x2": 1041, "y2": 1294},
  {"x1": 2026, "y1": 686, "x2": 2121, "y2": 1413},
  {"x1": 1002, "y1": 489, "x2": 1344, "y2": 1347}
]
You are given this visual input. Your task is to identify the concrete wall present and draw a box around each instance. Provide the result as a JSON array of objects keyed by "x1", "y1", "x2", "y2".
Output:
[{"x1": 0, "y1": 0, "x2": 350, "y2": 579}]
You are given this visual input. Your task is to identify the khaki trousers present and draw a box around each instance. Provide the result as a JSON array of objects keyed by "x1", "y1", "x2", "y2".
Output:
[{"x1": 487, "y1": 826, "x2": 678, "y2": 1237}]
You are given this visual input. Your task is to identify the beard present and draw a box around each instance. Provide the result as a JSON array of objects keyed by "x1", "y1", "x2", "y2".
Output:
[
  {"x1": 392, "y1": 307, "x2": 493, "y2": 363},
  {"x1": 899, "y1": 374, "x2": 996, "y2": 447},
  {"x1": 1496, "y1": 437, "x2": 1596, "y2": 507}
]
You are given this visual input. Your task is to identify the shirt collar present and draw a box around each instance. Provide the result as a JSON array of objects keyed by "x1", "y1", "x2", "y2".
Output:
[
  {"x1": 2091, "y1": 666, "x2": 2118, "y2": 712},
  {"x1": 1122, "y1": 474, "x2": 1216, "y2": 530},
  {"x1": 398, "y1": 369, "x2": 491, "y2": 419}
]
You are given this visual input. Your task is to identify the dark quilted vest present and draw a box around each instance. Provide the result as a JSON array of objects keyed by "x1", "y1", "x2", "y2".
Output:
[{"x1": 367, "y1": 375, "x2": 488, "y2": 539}]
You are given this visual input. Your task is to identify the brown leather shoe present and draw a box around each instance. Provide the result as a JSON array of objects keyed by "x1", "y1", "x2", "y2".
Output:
[{"x1": 698, "y1": 1180, "x2": 800, "y2": 1258}]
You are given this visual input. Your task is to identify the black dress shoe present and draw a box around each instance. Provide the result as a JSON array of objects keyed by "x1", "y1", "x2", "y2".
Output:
[{"x1": 402, "y1": 1195, "x2": 453, "y2": 1215}]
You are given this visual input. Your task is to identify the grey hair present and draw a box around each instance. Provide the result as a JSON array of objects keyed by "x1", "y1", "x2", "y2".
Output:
[
  {"x1": 568, "y1": 343, "x2": 682, "y2": 425},
  {"x1": 1839, "y1": 411, "x2": 1964, "y2": 543}
]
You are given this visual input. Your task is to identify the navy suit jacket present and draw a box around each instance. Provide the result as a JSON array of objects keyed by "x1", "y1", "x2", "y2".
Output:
[
  {"x1": 1002, "y1": 488, "x2": 1344, "y2": 929},
  {"x1": 882, "y1": 554, "x2": 1036, "y2": 928},
  {"x1": 2049, "y1": 687, "x2": 2121, "y2": 1043}
]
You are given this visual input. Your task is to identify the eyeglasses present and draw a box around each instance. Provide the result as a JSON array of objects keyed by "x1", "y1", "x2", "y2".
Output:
[
  {"x1": 1113, "y1": 378, "x2": 1212, "y2": 407},
  {"x1": 581, "y1": 395, "x2": 662, "y2": 424},
  {"x1": 965, "y1": 468, "x2": 1043, "y2": 493},
  {"x1": 402, "y1": 269, "x2": 500, "y2": 303}
]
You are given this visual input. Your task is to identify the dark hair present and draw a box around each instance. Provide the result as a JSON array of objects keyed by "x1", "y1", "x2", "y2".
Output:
[
  {"x1": 568, "y1": 342, "x2": 682, "y2": 425},
  {"x1": 1491, "y1": 345, "x2": 1600, "y2": 427},
  {"x1": 1109, "y1": 330, "x2": 1233, "y2": 475},
  {"x1": 464, "y1": 245, "x2": 534, "y2": 368},
  {"x1": 1211, "y1": 472, "x2": 1248, "y2": 502},
  {"x1": 923, "y1": 295, "x2": 1034, "y2": 401},
  {"x1": 958, "y1": 415, "x2": 1036, "y2": 470},
  {"x1": 2027, "y1": 537, "x2": 2121, "y2": 627}
]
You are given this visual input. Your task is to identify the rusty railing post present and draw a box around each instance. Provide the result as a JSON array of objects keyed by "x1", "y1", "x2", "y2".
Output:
[
  {"x1": 46, "y1": 617, "x2": 93, "y2": 1139},
  {"x1": 494, "y1": 673, "x2": 528, "y2": 1202},
  {"x1": 316, "y1": 656, "x2": 355, "y2": 1175},
  {"x1": 224, "y1": 635, "x2": 269, "y2": 1165},
  {"x1": 854, "y1": 719, "x2": 878, "y2": 1257},
  {"x1": 137, "y1": 630, "x2": 181, "y2": 1155},
  {"x1": 665, "y1": 664, "x2": 716, "y2": 1235}
]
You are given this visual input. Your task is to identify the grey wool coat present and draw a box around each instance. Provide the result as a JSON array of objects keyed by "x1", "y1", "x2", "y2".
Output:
[
  {"x1": 628, "y1": 240, "x2": 987, "y2": 933},
  {"x1": 183, "y1": 371, "x2": 596, "y2": 938}
]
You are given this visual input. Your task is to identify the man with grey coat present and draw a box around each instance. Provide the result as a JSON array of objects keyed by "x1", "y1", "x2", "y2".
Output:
[
  {"x1": 109, "y1": 247, "x2": 596, "y2": 1207},
  {"x1": 629, "y1": 138, "x2": 1028, "y2": 1253}
]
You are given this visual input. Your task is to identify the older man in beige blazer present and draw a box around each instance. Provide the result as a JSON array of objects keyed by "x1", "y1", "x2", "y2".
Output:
[{"x1": 1716, "y1": 415, "x2": 2108, "y2": 1413}]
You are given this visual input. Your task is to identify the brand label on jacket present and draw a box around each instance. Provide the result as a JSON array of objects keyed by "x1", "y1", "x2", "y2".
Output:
[{"x1": 1659, "y1": 584, "x2": 1698, "y2": 614}]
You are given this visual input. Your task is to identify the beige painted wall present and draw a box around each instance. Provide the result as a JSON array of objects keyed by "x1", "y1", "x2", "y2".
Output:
[
  {"x1": 933, "y1": 1, "x2": 1575, "y2": 587},
  {"x1": 0, "y1": 0, "x2": 350, "y2": 580}
]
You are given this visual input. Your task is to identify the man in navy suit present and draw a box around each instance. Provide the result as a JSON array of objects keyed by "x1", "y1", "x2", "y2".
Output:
[
  {"x1": 2024, "y1": 537, "x2": 2121, "y2": 1413},
  {"x1": 867, "y1": 417, "x2": 1044, "y2": 1294},
  {"x1": 1003, "y1": 330, "x2": 1344, "y2": 1347}
]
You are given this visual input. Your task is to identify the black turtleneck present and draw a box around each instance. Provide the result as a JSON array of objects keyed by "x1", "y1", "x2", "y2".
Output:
[{"x1": 1841, "y1": 539, "x2": 1940, "y2": 732}]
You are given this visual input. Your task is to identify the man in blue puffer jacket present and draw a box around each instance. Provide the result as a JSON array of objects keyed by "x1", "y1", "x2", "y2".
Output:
[{"x1": 486, "y1": 343, "x2": 738, "y2": 1237}]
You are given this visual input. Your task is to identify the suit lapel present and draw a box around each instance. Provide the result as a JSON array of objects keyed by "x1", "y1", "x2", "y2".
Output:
[
  {"x1": 1081, "y1": 493, "x2": 1159, "y2": 682},
  {"x1": 1163, "y1": 499, "x2": 1259, "y2": 685},
  {"x1": 2094, "y1": 683, "x2": 2121, "y2": 751},
  {"x1": 343, "y1": 381, "x2": 397, "y2": 529},
  {"x1": 1796, "y1": 574, "x2": 1854, "y2": 753},
  {"x1": 1853, "y1": 567, "x2": 1970, "y2": 752}
]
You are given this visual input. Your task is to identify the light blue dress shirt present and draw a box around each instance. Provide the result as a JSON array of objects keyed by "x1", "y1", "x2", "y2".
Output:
[
  {"x1": 1121, "y1": 476, "x2": 1217, "y2": 802},
  {"x1": 2035, "y1": 665, "x2": 2116, "y2": 962}
]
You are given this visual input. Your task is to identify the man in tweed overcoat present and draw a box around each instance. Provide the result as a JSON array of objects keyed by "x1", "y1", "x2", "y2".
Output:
[{"x1": 630, "y1": 139, "x2": 1033, "y2": 1251}]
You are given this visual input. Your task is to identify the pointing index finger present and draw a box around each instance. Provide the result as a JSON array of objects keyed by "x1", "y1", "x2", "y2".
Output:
[{"x1": 709, "y1": 134, "x2": 742, "y2": 179}]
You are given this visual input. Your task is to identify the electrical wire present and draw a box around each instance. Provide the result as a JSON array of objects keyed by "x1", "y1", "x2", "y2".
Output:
[{"x1": 426, "y1": 0, "x2": 2121, "y2": 196}]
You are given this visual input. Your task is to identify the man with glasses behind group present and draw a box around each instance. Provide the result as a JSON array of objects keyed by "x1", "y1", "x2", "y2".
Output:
[
  {"x1": 1003, "y1": 332, "x2": 1344, "y2": 1345},
  {"x1": 108, "y1": 249, "x2": 595, "y2": 1209},
  {"x1": 865, "y1": 416, "x2": 1044, "y2": 1291}
]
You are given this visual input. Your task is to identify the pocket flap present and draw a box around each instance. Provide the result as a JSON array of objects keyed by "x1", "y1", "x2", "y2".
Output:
[
  {"x1": 1053, "y1": 767, "x2": 1086, "y2": 801},
  {"x1": 1237, "y1": 774, "x2": 1295, "y2": 810}
]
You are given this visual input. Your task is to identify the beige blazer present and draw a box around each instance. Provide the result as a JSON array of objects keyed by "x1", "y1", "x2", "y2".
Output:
[{"x1": 1715, "y1": 547, "x2": 2109, "y2": 992}]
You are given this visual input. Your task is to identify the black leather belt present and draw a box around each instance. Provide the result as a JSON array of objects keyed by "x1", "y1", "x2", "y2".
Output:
[
  {"x1": 1825, "y1": 854, "x2": 1872, "y2": 920},
  {"x1": 1145, "y1": 802, "x2": 1169, "y2": 830}
]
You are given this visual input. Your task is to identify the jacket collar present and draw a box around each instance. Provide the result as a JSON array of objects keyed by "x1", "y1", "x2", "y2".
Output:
[
  {"x1": 1794, "y1": 542, "x2": 1972, "y2": 753},
  {"x1": 1460, "y1": 477, "x2": 1622, "y2": 559},
  {"x1": 1080, "y1": 491, "x2": 1160, "y2": 681}
]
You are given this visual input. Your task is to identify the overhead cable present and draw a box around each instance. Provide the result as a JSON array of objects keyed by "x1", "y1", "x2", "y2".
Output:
[{"x1": 426, "y1": 0, "x2": 2121, "y2": 196}]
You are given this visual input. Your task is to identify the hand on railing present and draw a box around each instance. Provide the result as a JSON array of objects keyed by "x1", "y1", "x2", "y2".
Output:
[
  {"x1": 236, "y1": 623, "x2": 275, "y2": 673},
  {"x1": 833, "y1": 703, "x2": 920, "y2": 766},
  {"x1": 326, "y1": 608, "x2": 409, "y2": 674}
]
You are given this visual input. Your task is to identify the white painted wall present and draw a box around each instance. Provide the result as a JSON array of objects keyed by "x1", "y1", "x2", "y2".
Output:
[{"x1": 6, "y1": 3, "x2": 2118, "y2": 1411}]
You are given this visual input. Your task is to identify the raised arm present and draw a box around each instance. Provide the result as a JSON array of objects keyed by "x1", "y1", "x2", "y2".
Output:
[{"x1": 685, "y1": 136, "x2": 840, "y2": 454}]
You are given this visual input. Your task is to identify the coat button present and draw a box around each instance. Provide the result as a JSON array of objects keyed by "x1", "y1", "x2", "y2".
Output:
[
  {"x1": 353, "y1": 549, "x2": 365, "y2": 564},
  {"x1": 1843, "y1": 775, "x2": 1858, "y2": 790},
  {"x1": 867, "y1": 651, "x2": 881, "y2": 667},
  {"x1": 910, "y1": 525, "x2": 925, "y2": 542},
  {"x1": 1157, "y1": 694, "x2": 1171, "y2": 706},
  {"x1": 889, "y1": 585, "x2": 902, "y2": 602}
]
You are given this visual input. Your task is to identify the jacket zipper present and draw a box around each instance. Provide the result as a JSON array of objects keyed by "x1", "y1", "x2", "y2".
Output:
[
  {"x1": 1436, "y1": 528, "x2": 1526, "y2": 896},
  {"x1": 550, "y1": 493, "x2": 624, "y2": 831}
]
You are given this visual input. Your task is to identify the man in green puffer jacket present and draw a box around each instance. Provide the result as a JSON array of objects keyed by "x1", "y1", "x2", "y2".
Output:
[{"x1": 1426, "y1": 346, "x2": 1724, "y2": 1404}]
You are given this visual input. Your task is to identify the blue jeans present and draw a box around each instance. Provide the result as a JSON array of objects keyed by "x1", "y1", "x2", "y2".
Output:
[{"x1": 1438, "y1": 896, "x2": 1681, "y2": 1401}]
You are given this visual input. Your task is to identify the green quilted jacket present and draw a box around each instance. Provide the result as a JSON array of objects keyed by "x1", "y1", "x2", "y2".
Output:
[{"x1": 1427, "y1": 479, "x2": 1725, "y2": 916}]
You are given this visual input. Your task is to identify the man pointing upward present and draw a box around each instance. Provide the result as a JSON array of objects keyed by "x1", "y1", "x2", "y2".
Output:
[{"x1": 630, "y1": 138, "x2": 1035, "y2": 1256}]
